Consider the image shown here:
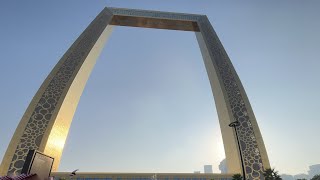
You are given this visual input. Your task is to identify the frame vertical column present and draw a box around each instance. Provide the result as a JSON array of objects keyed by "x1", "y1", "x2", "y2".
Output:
[
  {"x1": 196, "y1": 16, "x2": 270, "y2": 179},
  {"x1": 0, "y1": 8, "x2": 114, "y2": 176}
]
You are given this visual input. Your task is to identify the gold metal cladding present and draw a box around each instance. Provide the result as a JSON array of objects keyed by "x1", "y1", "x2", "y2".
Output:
[
  {"x1": 0, "y1": 7, "x2": 114, "y2": 176},
  {"x1": 0, "y1": 7, "x2": 270, "y2": 179}
]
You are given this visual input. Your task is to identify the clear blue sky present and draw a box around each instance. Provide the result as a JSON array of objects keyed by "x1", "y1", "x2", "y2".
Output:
[{"x1": 0, "y1": 0, "x2": 319, "y2": 175}]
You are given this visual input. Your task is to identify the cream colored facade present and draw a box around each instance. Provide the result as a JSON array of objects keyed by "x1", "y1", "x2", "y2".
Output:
[
  {"x1": 0, "y1": 7, "x2": 270, "y2": 179},
  {"x1": 51, "y1": 172, "x2": 233, "y2": 180}
]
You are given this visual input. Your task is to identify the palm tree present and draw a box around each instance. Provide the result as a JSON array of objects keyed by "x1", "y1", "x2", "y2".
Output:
[
  {"x1": 311, "y1": 174, "x2": 320, "y2": 180},
  {"x1": 232, "y1": 173, "x2": 242, "y2": 180},
  {"x1": 263, "y1": 168, "x2": 282, "y2": 180}
]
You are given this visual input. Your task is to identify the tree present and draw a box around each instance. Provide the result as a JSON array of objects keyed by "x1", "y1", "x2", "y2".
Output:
[
  {"x1": 232, "y1": 174, "x2": 242, "y2": 180},
  {"x1": 311, "y1": 174, "x2": 320, "y2": 180},
  {"x1": 263, "y1": 168, "x2": 282, "y2": 180}
]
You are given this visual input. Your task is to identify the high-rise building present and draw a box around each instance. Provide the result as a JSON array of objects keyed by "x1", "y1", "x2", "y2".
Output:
[
  {"x1": 204, "y1": 165, "x2": 213, "y2": 173},
  {"x1": 293, "y1": 174, "x2": 309, "y2": 180},
  {"x1": 219, "y1": 159, "x2": 228, "y2": 173},
  {"x1": 308, "y1": 164, "x2": 320, "y2": 178},
  {"x1": 280, "y1": 174, "x2": 294, "y2": 180}
]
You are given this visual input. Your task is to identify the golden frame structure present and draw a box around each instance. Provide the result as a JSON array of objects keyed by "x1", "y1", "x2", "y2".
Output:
[{"x1": 0, "y1": 7, "x2": 270, "y2": 179}]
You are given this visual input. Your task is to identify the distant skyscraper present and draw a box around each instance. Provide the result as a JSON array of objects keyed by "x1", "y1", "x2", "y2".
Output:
[
  {"x1": 204, "y1": 165, "x2": 213, "y2": 173},
  {"x1": 219, "y1": 159, "x2": 228, "y2": 173},
  {"x1": 308, "y1": 164, "x2": 320, "y2": 178},
  {"x1": 281, "y1": 164, "x2": 320, "y2": 180},
  {"x1": 293, "y1": 174, "x2": 309, "y2": 180},
  {"x1": 280, "y1": 174, "x2": 294, "y2": 180}
]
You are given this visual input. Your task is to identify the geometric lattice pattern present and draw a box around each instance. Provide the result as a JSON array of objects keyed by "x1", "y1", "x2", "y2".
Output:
[
  {"x1": 2, "y1": 7, "x2": 269, "y2": 180},
  {"x1": 7, "y1": 9, "x2": 113, "y2": 175},
  {"x1": 197, "y1": 17, "x2": 265, "y2": 179}
]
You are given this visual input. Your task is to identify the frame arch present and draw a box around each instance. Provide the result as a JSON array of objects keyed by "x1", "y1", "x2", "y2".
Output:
[{"x1": 0, "y1": 7, "x2": 270, "y2": 180}]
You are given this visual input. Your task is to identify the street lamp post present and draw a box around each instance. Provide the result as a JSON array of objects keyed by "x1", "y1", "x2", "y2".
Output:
[{"x1": 229, "y1": 121, "x2": 246, "y2": 180}]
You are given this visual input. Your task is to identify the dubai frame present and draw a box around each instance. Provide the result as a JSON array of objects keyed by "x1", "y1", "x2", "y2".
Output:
[{"x1": 0, "y1": 7, "x2": 270, "y2": 179}]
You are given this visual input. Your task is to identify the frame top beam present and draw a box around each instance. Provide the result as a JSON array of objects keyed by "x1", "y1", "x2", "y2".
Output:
[{"x1": 107, "y1": 7, "x2": 204, "y2": 31}]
